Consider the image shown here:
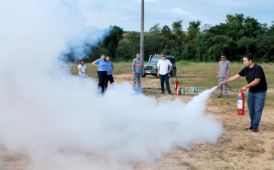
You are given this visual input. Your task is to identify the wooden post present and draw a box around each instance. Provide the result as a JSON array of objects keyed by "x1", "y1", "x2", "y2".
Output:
[{"x1": 140, "y1": 0, "x2": 144, "y2": 62}]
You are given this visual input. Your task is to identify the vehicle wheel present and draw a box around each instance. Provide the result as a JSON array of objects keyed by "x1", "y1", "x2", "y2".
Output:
[{"x1": 170, "y1": 69, "x2": 176, "y2": 77}]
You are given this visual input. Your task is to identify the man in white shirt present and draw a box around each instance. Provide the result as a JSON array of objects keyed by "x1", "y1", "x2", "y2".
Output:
[
  {"x1": 157, "y1": 53, "x2": 172, "y2": 94},
  {"x1": 78, "y1": 59, "x2": 86, "y2": 76}
]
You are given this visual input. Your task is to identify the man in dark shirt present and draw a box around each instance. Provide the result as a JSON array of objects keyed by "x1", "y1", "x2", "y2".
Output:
[{"x1": 219, "y1": 54, "x2": 267, "y2": 132}]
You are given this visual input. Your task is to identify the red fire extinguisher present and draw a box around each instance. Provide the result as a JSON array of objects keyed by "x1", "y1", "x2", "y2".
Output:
[
  {"x1": 177, "y1": 86, "x2": 181, "y2": 95},
  {"x1": 175, "y1": 77, "x2": 178, "y2": 91},
  {"x1": 238, "y1": 90, "x2": 245, "y2": 115}
]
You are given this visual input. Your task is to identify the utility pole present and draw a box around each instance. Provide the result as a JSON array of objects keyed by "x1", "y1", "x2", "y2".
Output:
[{"x1": 140, "y1": 0, "x2": 144, "y2": 62}]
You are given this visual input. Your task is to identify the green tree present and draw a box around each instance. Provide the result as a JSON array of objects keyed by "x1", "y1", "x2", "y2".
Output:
[
  {"x1": 208, "y1": 23, "x2": 228, "y2": 36},
  {"x1": 187, "y1": 20, "x2": 201, "y2": 42},
  {"x1": 201, "y1": 24, "x2": 212, "y2": 33},
  {"x1": 208, "y1": 35, "x2": 233, "y2": 61},
  {"x1": 237, "y1": 36, "x2": 256, "y2": 54},
  {"x1": 172, "y1": 20, "x2": 183, "y2": 38},
  {"x1": 256, "y1": 32, "x2": 274, "y2": 61},
  {"x1": 103, "y1": 25, "x2": 124, "y2": 58},
  {"x1": 117, "y1": 32, "x2": 140, "y2": 61},
  {"x1": 116, "y1": 40, "x2": 132, "y2": 61},
  {"x1": 161, "y1": 25, "x2": 172, "y2": 39},
  {"x1": 149, "y1": 23, "x2": 161, "y2": 33},
  {"x1": 195, "y1": 32, "x2": 214, "y2": 61},
  {"x1": 89, "y1": 46, "x2": 111, "y2": 61},
  {"x1": 269, "y1": 21, "x2": 274, "y2": 33},
  {"x1": 225, "y1": 14, "x2": 245, "y2": 41},
  {"x1": 243, "y1": 17, "x2": 262, "y2": 38},
  {"x1": 226, "y1": 13, "x2": 245, "y2": 24}
]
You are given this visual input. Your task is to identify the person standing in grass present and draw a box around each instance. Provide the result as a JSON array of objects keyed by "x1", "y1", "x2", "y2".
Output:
[
  {"x1": 78, "y1": 59, "x2": 86, "y2": 77},
  {"x1": 219, "y1": 54, "x2": 267, "y2": 132},
  {"x1": 216, "y1": 54, "x2": 230, "y2": 98},
  {"x1": 105, "y1": 56, "x2": 114, "y2": 89},
  {"x1": 92, "y1": 54, "x2": 108, "y2": 94},
  {"x1": 132, "y1": 52, "x2": 144, "y2": 92},
  {"x1": 157, "y1": 53, "x2": 172, "y2": 94}
]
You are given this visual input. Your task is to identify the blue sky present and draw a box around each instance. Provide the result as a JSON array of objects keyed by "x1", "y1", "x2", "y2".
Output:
[{"x1": 79, "y1": 0, "x2": 274, "y2": 31}]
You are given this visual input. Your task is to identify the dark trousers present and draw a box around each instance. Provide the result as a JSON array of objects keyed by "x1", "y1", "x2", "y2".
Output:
[
  {"x1": 160, "y1": 74, "x2": 171, "y2": 93},
  {"x1": 97, "y1": 71, "x2": 107, "y2": 93},
  {"x1": 105, "y1": 74, "x2": 114, "y2": 89}
]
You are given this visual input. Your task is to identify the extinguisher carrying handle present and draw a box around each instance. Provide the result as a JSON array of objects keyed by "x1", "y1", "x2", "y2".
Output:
[{"x1": 223, "y1": 84, "x2": 240, "y2": 92}]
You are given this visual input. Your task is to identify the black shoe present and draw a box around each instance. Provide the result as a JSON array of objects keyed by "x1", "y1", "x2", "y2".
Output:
[
  {"x1": 168, "y1": 92, "x2": 173, "y2": 94},
  {"x1": 245, "y1": 126, "x2": 253, "y2": 130},
  {"x1": 253, "y1": 127, "x2": 259, "y2": 132},
  {"x1": 217, "y1": 95, "x2": 222, "y2": 98},
  {"x1": 161, "y1": 91, "x2": 165, "y2": 94}
]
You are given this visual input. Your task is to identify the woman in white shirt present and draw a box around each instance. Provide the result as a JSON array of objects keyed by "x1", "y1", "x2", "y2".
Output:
[{"x1": 78, "y1": 59, "x2": 86, "y2": 77}]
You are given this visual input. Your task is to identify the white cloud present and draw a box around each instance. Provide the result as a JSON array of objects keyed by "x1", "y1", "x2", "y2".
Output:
[{"x1": 172, "y1": 8, "x2": 190, "y2": 15}]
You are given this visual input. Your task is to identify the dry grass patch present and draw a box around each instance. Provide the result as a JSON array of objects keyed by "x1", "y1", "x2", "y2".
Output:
[
  {"x1": 270, "y1": 142, "x2": 274, "y2": 160},
  {"x1": 234, "y1": 140, "x2": 266, "y2": 155}
]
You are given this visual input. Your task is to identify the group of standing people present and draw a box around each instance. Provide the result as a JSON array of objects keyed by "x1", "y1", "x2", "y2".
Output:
[
  {"x1": 131, "y1": 52, "x2": 173, "y2": 94},
  {"x1": 84, "y1": 52, "x2": 173, "y2": 95},
  {"x1": 78, "y1": 55, "x2": 114, "y2": 93},
  {"x1": 80, "y1": 53, "x2": 267, "y2": 132},
  {"x1": 91, "y1": 54, "x2": 114, "y2": 93}
]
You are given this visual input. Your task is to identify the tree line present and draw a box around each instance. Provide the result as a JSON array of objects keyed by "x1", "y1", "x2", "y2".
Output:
[{"x1": 66, "y1": 13, "x2": 274, "y2": 62}]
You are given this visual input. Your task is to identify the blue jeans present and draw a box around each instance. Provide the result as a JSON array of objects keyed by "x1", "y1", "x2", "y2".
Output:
[
  {"x1": 160, "y1": 74, "x2": 171, "y2": 93},
  {"x1": 247, "y1": 91, "x2": 267, "y2": 129}
]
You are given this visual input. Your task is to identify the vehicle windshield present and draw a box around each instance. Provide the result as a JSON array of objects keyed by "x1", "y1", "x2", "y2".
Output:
[{"x1": 150, "y1": 57, "x2": 161, "y2": 63}]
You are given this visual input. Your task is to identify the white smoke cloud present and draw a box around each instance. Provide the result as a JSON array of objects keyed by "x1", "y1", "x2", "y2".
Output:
[{"x1": 0, "y1": 0, "x2": 223, "y2": 169}]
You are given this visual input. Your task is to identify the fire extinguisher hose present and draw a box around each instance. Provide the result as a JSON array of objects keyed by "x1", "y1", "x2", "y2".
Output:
[{"x1": 223, "y1": 84, "x2": 239, "y2": 92}]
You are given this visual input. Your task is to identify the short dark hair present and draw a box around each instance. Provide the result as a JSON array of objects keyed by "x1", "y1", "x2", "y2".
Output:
[
  {"x1": 79, "y1": 59, "x2": 84, "y2": 63},
  {"x1": 136, "y1": 52, "x2": 140, "y2": 55},
  {"x1": 244, "y1": 54, "x2": 253, "y2": 62},
  {"x1": 221, "y1": 54, "x2": 226, "y2": 57},
  {"x1": 161, "y1": 53, "x2": 166, "y2": 56}
]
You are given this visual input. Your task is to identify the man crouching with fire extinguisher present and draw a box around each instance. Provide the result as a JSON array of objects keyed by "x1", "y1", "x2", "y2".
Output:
[{"x1": 219, "y1": 54, "x2": 267, "y2": 132}]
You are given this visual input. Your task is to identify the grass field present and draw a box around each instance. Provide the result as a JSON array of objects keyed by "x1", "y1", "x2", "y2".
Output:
[{"x1": 70, "y1": 61, "x2": 274, "y2": 169}]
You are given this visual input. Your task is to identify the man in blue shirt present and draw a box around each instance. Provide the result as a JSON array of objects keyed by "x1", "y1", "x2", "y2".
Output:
[{"x1": 105, "y1": 56, "x2": 114, "y2": 89}]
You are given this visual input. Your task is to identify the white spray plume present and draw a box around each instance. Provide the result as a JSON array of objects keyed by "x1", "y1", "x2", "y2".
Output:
[{"x1": 0, "y1": 0, "x2": 222, "y2": 169}]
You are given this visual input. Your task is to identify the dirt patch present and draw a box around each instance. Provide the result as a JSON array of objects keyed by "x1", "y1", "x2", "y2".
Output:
[{"x1": 0, "y1": 146, "x2": 29, "y2": 170}]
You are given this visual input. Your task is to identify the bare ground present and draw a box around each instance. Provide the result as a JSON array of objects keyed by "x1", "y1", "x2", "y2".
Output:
[{"x1": 1, "y1": 74, "x2": 274, "y2": 170}]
